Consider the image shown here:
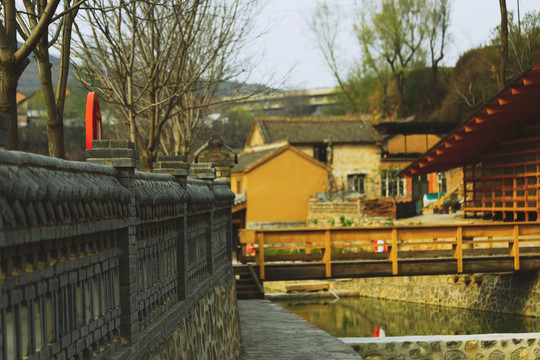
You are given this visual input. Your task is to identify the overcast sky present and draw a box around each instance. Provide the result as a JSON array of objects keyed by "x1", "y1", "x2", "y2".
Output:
[{"x1": 245, "y1": 0, "x2": 539, "y2": 90}]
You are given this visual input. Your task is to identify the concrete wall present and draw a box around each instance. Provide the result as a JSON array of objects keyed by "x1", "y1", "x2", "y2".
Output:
[
  {"x1": 0, "y1": 143, "x2": 241, "y2": 360},
  {"x1": 331, "y1": 272, "x2": 540, "y2": 317}
]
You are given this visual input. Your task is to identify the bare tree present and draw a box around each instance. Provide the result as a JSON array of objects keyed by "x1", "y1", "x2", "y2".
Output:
[
  {"x1": 311, "y1": 0, "x2": 451, "y2": 116},
  {"x1": 424, "y1": 0, "x2": 450, "y2": 106},
  {"x1": 163, "y1": 0, "x2": 260, "y2": 157},
  {"x1": 74, "y1": 0, "x2": 263, "y2": 170},
  {"x1": 507, "y1": 11, "x2": 540, "y2": 75},
  {"x1": 310, "y1": 3, "x2": 356, "y2": 107},
  {"x1": 0, "y1": 0, "x2": 61, "y2": 149},
  {"x1": 357, "y1": 0, "x2": 427, "y2": 113},
  {"x1": 498, "y1": 0, "x2": 509, "y2": 90},
  {"x1": 17, "y1": 0, "x2": 83, "y2": 158}
]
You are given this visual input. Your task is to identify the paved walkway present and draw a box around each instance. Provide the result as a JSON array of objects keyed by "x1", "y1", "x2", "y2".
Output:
[{"x1": 238, "y1": 300, "x2": 361, "y2": 359}]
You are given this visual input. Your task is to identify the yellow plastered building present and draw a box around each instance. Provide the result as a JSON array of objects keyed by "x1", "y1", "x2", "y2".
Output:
[{"x1": 232, "y1": 142, "x2": 329, "y2": 228}]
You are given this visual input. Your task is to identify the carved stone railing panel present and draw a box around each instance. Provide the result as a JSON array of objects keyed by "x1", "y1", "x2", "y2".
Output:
[
  {"x1": 0, "y1": 230, "x2": 121, "y2": 360},
  {"x1": 0, "y1": 143, "x2": 236, "y2": 360}
]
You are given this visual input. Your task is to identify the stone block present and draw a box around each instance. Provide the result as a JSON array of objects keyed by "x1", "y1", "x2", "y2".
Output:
[
  {"x1": 61, "y1": 334, "x2": 71, "y2": 350},
  {"x1": 56, "y1": 350, "x2": 66, "y2": 360},
  {"x1": 9, "y1": 289, "x2": 23, "y2": 305},
  {"x1": 90, "y1": 140, "x2": 112, "y2": 149},
  {"x1": 196, "y1": 173, "x2": 216, "y2": 179},
  {"x1": 67, "y1": 344, "x2": 76, "y2": 359},
  {"x1": 155, "y1": 161, "x2": 189, "y2": 170},
  {"x1": 92, "y1": 140, "x2": 134, "y2": 150},
  {"x1": 86, "y1": 149, "x2": 113, "y2": 159},
  {"x1": 154, "y1": 169, "x2": 189, "y2": 176},
  {"x1": 0, "y1": 114, "x2": 8, "y2": 147},
  {"x1": 157, "y1": 154, "x2": 188, "y2": 162},
  {"x1": 191, "y1": 163, "x2": 214, "y2": 169},
  {"x1": 0, "y1": 114, "x2": 8, "y2": 130},
  {"x1": 24, "y1": 284, "x2": 36, "y2": 300},
  {"x1": 0, "y1": 130, "x2": 8, "y2": 148},
  {"x1": 111, "y1": 149, "x2": 138, "y2": 158}
]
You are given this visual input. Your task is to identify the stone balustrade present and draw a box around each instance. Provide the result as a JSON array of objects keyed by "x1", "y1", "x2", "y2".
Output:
[{"x1": 0, "y1": 140, "x2": 240, "y2": 360}]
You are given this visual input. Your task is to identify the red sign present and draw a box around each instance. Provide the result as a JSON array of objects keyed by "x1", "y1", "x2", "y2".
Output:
[{"x1": 85, "y1": 92, "x2": 103, "y2": 149}]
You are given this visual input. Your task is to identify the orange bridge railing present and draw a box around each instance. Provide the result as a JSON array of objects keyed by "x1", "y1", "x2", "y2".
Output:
[{"x1": 238, "y1": 223, "x2": 540, "y2": 280}]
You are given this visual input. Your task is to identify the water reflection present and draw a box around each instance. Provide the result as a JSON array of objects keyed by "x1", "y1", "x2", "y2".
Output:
[{"x1": 273, "y1": 297, "x2": 540, "y2": 338}]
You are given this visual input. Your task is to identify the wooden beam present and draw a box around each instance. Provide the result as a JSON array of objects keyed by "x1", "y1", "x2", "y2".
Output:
[
  {"x1": 257, "y1": 232, "x2": 265, "y2": 280},
  {"x1": 453, "y1": 226, "x2": 463, "y2": 273},
  {"x1": 389, "y1": 229, "x2": 398, "y2": 275},
  {"x1": 323, "y1": 230, "x2": 332, "y2": 278},
  {"x1": 499, "y1": 88, "x2": 540, "y2": 105},
  {"x1": 511, "y1": 225, "x2": 520, "y2": 271}
]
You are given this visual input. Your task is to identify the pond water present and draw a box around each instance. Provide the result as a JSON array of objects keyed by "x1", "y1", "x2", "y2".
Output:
[{"x1": 273, "y1": 296, "x2": 540, "y2": 338}]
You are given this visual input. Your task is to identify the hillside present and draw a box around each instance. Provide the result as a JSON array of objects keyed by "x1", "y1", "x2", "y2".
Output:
[{"x1": 18, "y1": 52, "x2": 61, "y2": 96}]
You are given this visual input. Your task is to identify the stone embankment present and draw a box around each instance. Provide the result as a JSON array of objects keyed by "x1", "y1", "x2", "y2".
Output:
[
  {"x1": 266, "y1": 271, "x2": 540, "y2": 317},
  {"x1": 342, "y1": 334, "x2": 540, "y2": 359},
  {"x1": 330, "y1": 272, "x2": 540, "y2": 317}
]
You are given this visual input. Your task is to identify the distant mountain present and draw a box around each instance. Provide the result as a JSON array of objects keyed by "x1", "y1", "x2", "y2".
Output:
[{"x1": 17, "y1": 50, "x2": 61, "y2": 96}]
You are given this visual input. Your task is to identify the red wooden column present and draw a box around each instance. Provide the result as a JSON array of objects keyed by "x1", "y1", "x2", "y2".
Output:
[{"x1": 85, "y1": 92, "x2": 103, "y2": 149}]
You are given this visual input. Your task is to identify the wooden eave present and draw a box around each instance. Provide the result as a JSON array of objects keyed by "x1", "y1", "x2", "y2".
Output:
[
  {"x1": 232, "y1": 201, "x2": 247, "y2": 213},
  {"x1": 402, "y1": 65, "x2": 540, "y2": 178}
]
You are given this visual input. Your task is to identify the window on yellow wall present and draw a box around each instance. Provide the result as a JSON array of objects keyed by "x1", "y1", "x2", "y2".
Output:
[
  {"x1": 236, "y1": 179, "x2": 242, "y2": 194},
  {"x1": 348, "y1": 174, "x2": 366, "y2": 193}
]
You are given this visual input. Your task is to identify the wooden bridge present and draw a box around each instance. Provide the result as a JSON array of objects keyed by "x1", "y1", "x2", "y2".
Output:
[{"x1": 237, "y1": 223, "x2": 540, "y2": 282}]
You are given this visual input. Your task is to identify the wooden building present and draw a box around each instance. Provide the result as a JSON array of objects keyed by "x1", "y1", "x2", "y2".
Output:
[
  {"x1": 403, "y1": 66, "x2": 540, "y2": 221},
  {"x1": 375, "y1": 117, "x2": 455, "y2": 204}
]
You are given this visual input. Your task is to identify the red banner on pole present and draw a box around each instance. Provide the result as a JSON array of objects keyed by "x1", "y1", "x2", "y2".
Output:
[{"x1": 85, "y1": 92, "x2": 103, "y2": 150}]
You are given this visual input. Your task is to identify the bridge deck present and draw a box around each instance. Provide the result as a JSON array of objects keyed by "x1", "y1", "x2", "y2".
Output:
[{"x1": 239, "y1": 223, "x2": 540, "y2": 281}]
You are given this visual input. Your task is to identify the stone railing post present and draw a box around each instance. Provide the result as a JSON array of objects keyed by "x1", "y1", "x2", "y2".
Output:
[
  {"x1": 0, "y1": 114, "x2": 8, "y2": 148},
  {"x1": 153, "y1": 155, "x2": 189, "y2": 299},
  {"x1": 194, "y1": 139, "x2": 238, "y2": 186},
  {"x1": 190, "y1": 163, "x2": 217, "y2": 273},
  {"x1": 153, "y1": 155, "x2": 189, "y2": 187},
  {"x1": 86, "y1": 140, "x2": 140, "y2": 342}
]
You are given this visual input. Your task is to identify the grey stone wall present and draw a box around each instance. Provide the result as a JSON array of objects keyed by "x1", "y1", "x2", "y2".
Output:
[
  {"x1": 343, "y1": 334, "x2": 540, "y2": 360},
  {"x1": 143, "y1": 266, "x2": 242, "y2": 360},
  {"x1": 331, "y1": 272, "x2": 540, "y2": 317},
  {"x1": 0, "y1": 143, "x2": 240, "y2": 360}
]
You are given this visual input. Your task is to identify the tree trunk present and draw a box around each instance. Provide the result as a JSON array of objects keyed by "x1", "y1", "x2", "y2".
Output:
[
  {"x1": 430, "y1": 63, "x2": 439, "y2": 108},
  {"x1": 397, "y1": 72, "x2": 405, "y2": 115},
  {"x1": 142, "y1": 150, "x2": 154, "y2": 172},
  {"x1": 382, "y1": 82, "x2": 388, "y2": 118},
  {"x1": 498, "y1": 0, "x2": 508, "y2": 90},
  {"x1": 37, "y1": 52, "x2": 65, "y2": 158},
  {"x1": 56, "y1": 9, "x2": 78, "y2": 119},
  {"x1": 0, "y1": 64, "x2": 23, "y2": 150}
]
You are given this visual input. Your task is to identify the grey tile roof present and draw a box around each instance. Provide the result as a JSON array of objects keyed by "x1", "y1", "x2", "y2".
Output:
[{"x1": 255, "y1": 116, "x2": 382, "y2": 144}]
